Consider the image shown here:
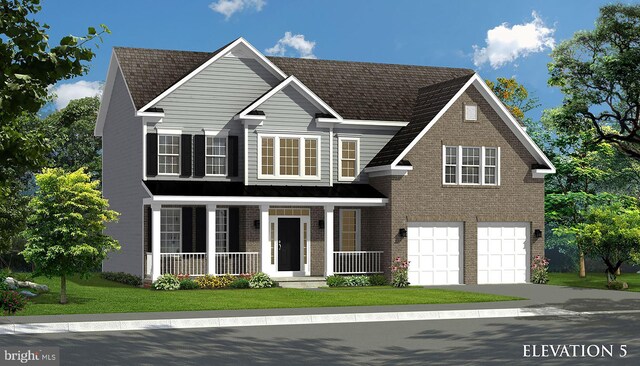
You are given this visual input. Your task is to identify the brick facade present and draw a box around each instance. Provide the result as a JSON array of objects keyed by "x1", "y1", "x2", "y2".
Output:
[{"x1": 369, "y1": 86, "x2": 545, "y2": 284}]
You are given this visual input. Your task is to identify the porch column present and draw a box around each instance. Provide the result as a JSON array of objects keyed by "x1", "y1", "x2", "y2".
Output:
[
  {"x1": 151, "y1": 203, "x2": 161, "y2": 281},
  {"x1": 324, "y1": 205, "x2": 334, "y2": 276},
  {"x1": 260, "y1": 205, "x2": 270, "y2": 274},
  {"x1": 207, "y1": 204, "x2": 217, "y2": 275}
]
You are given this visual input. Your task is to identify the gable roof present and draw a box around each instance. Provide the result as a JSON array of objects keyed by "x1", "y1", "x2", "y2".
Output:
[
  {"x1": 368, "y1": 74, "x2": 475, "y2": 167},
  {"x1": 112, "y1": 44, "x2": 474, "y2": 121},
  {"x1": 237, "y1": 75, "x2": 342, "y2": 120}
]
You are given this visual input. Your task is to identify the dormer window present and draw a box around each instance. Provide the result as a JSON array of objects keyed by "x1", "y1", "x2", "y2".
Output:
[{"x1": 464, "y1": 104, "x2": 478, "y2": 121}]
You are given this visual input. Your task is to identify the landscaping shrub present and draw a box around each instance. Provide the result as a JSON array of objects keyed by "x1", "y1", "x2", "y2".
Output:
[
  {"x1": 391, "y1": 257, "x2": 410, "y2": 288},
  {"x1": 531, "y1": 256, "x2": 550, "y2": 284},
  {"x1": 0, "y1": 290, "x2": 28, "y2": 315},
  {"x1": 11, "y1": 273, "x2": 33, "y2": 282},
  {"x1": 368, "y1": 274, "x2": 388, "y2": 286},
  {"x1": 326, "y1": 275, "x2": 346, "y2": 287},
  {"x1": 229, "y1": 278, "x2": 250, "y2": 289},
  {"x1": 101, "y1": 272, "x2": 143, "y2": 287},
  {"x1": 179, "y1": 279, "x2": 200, "y2": 290},
  {"x1": 343, "y1": 275, "x2": 370, "y2": 287},
  {"x1": 249, "y1": 272, "x2": 275, "y2": 288},
  {"x1": 0, "y1": 270, "x2": 9, "y2": 291},
  {"x1": 153, "y1": 274, "x2": 180, "y2": 291},
  {"x1": 195, "y1": 274, "x2": 235, "y2": 289}
]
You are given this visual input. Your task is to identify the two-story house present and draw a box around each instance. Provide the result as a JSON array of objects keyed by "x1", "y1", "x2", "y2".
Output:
[{"x1": 95, "y1": 38, "x2": 554, "y2": 285}]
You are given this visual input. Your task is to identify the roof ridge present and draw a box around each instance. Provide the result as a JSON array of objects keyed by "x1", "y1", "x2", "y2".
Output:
[{"x1": 267, "y1": 55, "x2": 475, "y2": 72}]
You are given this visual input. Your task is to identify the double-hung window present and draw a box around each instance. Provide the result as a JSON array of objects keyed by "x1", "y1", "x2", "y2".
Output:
[
  {"x1": 158, "y1": 135, "x2": 180, "y2": 175},
  {"x1": 259, "y1": 135, "x2": 320, "y2": 179},
  {"x1": 160, "y1": 208, "x2": 181, "y2": 253},
  {"x1": 443, "y1": 146, "x2": 500, "y2": 186},
  {"x1": 206, "y1": 137, "x2": 227, "y2": 176},
  {"x1": 338, "y1": 138, "x2": 359, "y2": 181},
  {"x1": 215, "y1": 208, "x2": 228, "y2": 252}
]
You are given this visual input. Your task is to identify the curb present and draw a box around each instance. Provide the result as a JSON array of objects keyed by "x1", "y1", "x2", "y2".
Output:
[{"x1": 0, "y1": 307, "x2": 577, "y2": 335}]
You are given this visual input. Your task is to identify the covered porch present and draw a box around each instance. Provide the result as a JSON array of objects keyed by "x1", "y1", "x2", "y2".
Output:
[{"x1": 143, "y1": 182, "x2": 388, "y2": 281}]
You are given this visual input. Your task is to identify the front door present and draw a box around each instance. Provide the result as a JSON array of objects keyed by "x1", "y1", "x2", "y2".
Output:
[{"x1": 278, "y1": 218, "x2": 300, "y2": 271}]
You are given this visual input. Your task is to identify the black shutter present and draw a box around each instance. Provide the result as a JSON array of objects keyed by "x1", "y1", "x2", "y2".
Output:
[
  {"x1": 193, "y1": 135, "x2": 205, "y2": 177},
  {"x1": 195, "y1": 207, "x2": 206, "y2": 252},
  {"x1": 146, "y1": 133, "x2": 158, "y2": 176},
  {"x1": 229, "y1": 207, "x2": 240, "y2": 252},
  {"x1": 146, "y1": 206, "x2": 152, "y2": 253},
  {"x1": 181, "y1": 207, "x2": 193, "y2": 253},
  {"x1": 228, "y1": 135, "x2": 239, "y2": 177},
  {"x1": 180, "y1": 134, "x2": 192, "y2": 177}
]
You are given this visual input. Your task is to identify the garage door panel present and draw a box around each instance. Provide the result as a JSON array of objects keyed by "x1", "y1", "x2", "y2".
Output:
[
  {"x1": 407, "y1": 222, "x2": 463, "y2": 285},
  {"x1": 478, "y1": 223, "x2": 529, "y2": 284}
]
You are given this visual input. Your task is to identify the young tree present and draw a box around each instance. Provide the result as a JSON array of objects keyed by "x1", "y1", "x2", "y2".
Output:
[
  {"x1": 548, "y1": 4, "x2": 640, "y2": 159},
  {"x1": 575, "y1": 203, "x2": 640, "y2": 283},
  {"x1": 22, "y1": 168, "x2": 119, "y2": 304},
  {"x1": 45, "y1": 97, "x2": 102, "y2": 181}
]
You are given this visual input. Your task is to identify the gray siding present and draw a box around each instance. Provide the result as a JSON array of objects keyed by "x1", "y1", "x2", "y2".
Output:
[
  {"x1": 333, "y1": 129, "x2": 397, "y2": 184},
  {"x1": 248, "y1": 85, "x2": 329, "y2": 186},
  {"x1": 154, "y1": 56, "x2": 280, "y2": 182},
  {"x1": 102, "y1": 68, "x2": 147, "y2": 277}
]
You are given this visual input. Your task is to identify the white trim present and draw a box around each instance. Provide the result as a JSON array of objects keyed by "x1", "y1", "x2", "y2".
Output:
[
  {"x1": 157, "y1": 134, "x2": 181, "y2": 176},
  {"x1": 363, "y1": 164, "x2": 413, "y2": 177},
  {"x1": 339, "y1": 209, "x2": 361, "y2": 251},
  {"x1": 237, "y1": 75, "x2": 342, "y2": 120},
  {"x1": 136, "y1": 111, "x2": 165, "y2": 118},
  {"x1": 142, "y1": 123, "x2": 147, "y2": 180},
  {"x1": 317, "y1": 119, "x2": 409, "y2": 130},
  {"x1": 138, "y1": 38, "x2": 287, "y2": 113},
  {"x1": 155, "y1": 128, "x2": 182, "y2": 135},
  {"x1": 324, "y1": 205, "x2": 334, "y2": 276},
  {"x1": 257, "y1": 133, "x2": 321, "y2": 180},
  {"x1": 207, "y1": 204, "x2": 217, "y2": 275},
  {"x1": 203, "y1": 129, "x2": 230, "y2": 136},
  {"x1": 338, "y1": 137, "x2": 360, "y2": 182},
  {"x1": 149, "y1": 195, "x2": 388, "y2": 206},
  {"x1": 390, "y1": 74, "x2": 555, "y2": 177}
]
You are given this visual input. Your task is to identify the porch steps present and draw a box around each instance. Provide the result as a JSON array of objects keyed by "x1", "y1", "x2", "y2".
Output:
[{"x1": 273, "y1": 277, "x2": 327, "y2": 289}]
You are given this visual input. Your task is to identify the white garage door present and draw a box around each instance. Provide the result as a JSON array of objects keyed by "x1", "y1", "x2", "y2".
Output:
[
  {"x1": 477, "y1": 223, "x2": 529, "y2": 284},
  {"x1": 407, "y1": 222, "x2": 463, "y2": 285}
]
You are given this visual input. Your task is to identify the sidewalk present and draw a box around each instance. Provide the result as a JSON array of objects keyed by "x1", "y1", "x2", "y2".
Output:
[{"x1": 1, "y1": 284, "x2": 638, "y2": 335}]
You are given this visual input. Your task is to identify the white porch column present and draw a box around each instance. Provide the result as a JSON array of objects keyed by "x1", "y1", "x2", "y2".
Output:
[
  {"x1": 207, "y1": 204, "x2": 217, "y2": 275},
  {"x1": 260, "y1": 205, "x2": 271, "y2": 274},
  {"x1": 151, "y1": 203, "x2": 161, "y2": 281},
  {"x1": 324, "y1": 205, "x2": 335, "y2": 276}
]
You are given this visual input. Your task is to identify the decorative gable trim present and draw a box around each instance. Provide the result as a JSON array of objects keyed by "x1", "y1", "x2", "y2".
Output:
[
  {"x1": 389, "y1": 73, "x2": 555, "y2": 176},
  {"x1": 236, "y1": 75, "x2": 343, "y2": 120},
  {"x1": 137, "y1": 38, "x2": 288, "y2": 113}
]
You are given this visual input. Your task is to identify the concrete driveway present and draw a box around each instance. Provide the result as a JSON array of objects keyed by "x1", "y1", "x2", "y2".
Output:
[{"x1": 434, "y1": 283, "x2": 640, "y2": 312}]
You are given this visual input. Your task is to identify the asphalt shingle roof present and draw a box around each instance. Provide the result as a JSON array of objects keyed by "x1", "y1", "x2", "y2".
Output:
[
  {"x1": 367, "y1": 74, "x2": 475, "y2": 167},
  {"x1": 112, "y1": 43, "x2": 476, "y2": 169}
]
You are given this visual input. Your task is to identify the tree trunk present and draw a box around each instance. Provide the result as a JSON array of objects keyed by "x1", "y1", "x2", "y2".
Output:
[
  {"x1": 60, "y1": 274, "x2": 68, "y2": 304},
  {"x1": 579, "y1": 251, "x2": 586, "y2": 278}
]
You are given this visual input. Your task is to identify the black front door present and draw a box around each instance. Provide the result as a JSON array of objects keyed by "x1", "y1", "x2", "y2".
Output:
[{"x1": 278, "y1": 218, "x2": 300, "y2": 271}]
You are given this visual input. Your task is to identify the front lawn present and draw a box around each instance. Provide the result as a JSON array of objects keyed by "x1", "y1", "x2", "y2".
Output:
[
  {"x1": 548, "y1": 272, "x2": 640, "y2": 292},
  {"x1": 11, "y1": 274, "x2": 522, "y2": 316}
]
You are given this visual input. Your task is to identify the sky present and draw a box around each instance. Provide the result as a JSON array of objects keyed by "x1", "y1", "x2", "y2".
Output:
[{"x1": 39, "y1": 0, "x2": 637, "y2": 120}]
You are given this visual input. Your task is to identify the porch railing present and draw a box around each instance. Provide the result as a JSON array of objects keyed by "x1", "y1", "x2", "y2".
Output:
[
  {"x1": 160, "y1": 253, "x2": 207, "y2": 276},
  {"x1": 334, "y1": 251, "x2": 383, "y2": 274},
  {"x1": 215, "y1": 252, "x2": 260, "y2": 275}
]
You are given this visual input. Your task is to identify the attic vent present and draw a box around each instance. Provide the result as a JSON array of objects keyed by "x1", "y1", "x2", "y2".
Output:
[{"x1": 464, "y1": 104, "x2": 477, "y2": 121}]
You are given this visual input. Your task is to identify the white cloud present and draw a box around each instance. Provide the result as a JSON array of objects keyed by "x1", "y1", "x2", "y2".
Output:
[
  {"x1": 209, "y1": 0, "x2": 265, "y2": 20},
  {"x1": 50, "y1": 80, "x2": 103, "y2": 110},
  {"x1": 265, "y1": 32, "x2": 317, "y2": 59},
  {"x1": 472, "y1": 11, "x2": 555, "y2": 69}
]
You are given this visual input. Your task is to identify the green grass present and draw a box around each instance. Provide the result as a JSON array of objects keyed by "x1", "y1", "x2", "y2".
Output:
[
  {"x1": 11, "y1": 274, "x2": 522, "y2": 316},
  {"x1": 548, "y1": 272, "x2": 640, "y2": 292}
]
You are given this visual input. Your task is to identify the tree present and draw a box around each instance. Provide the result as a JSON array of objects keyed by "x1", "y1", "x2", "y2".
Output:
[
  {"x1": 548, "y1": 4, "x2": 640, "y2": 159},
  {"x1": 45, "y1": 97, "x2": 102, "y2": 181},
  {"x1": 0, "y1": 0, "x2": 108, "y2": 253},
  {"x1": 22, "y1": 168, "x2": 119, "y2": 304},
  {"x1": 575, "y1": 202, "x2": 640, "y2": 283},
  {"x1": 486, "y1": 77, "x2": 540, "y2": 122}
]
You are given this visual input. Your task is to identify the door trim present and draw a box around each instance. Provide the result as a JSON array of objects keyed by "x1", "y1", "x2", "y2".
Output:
[{"x1": 269, "y1": 215, "x2": 310, "y2": 276}]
